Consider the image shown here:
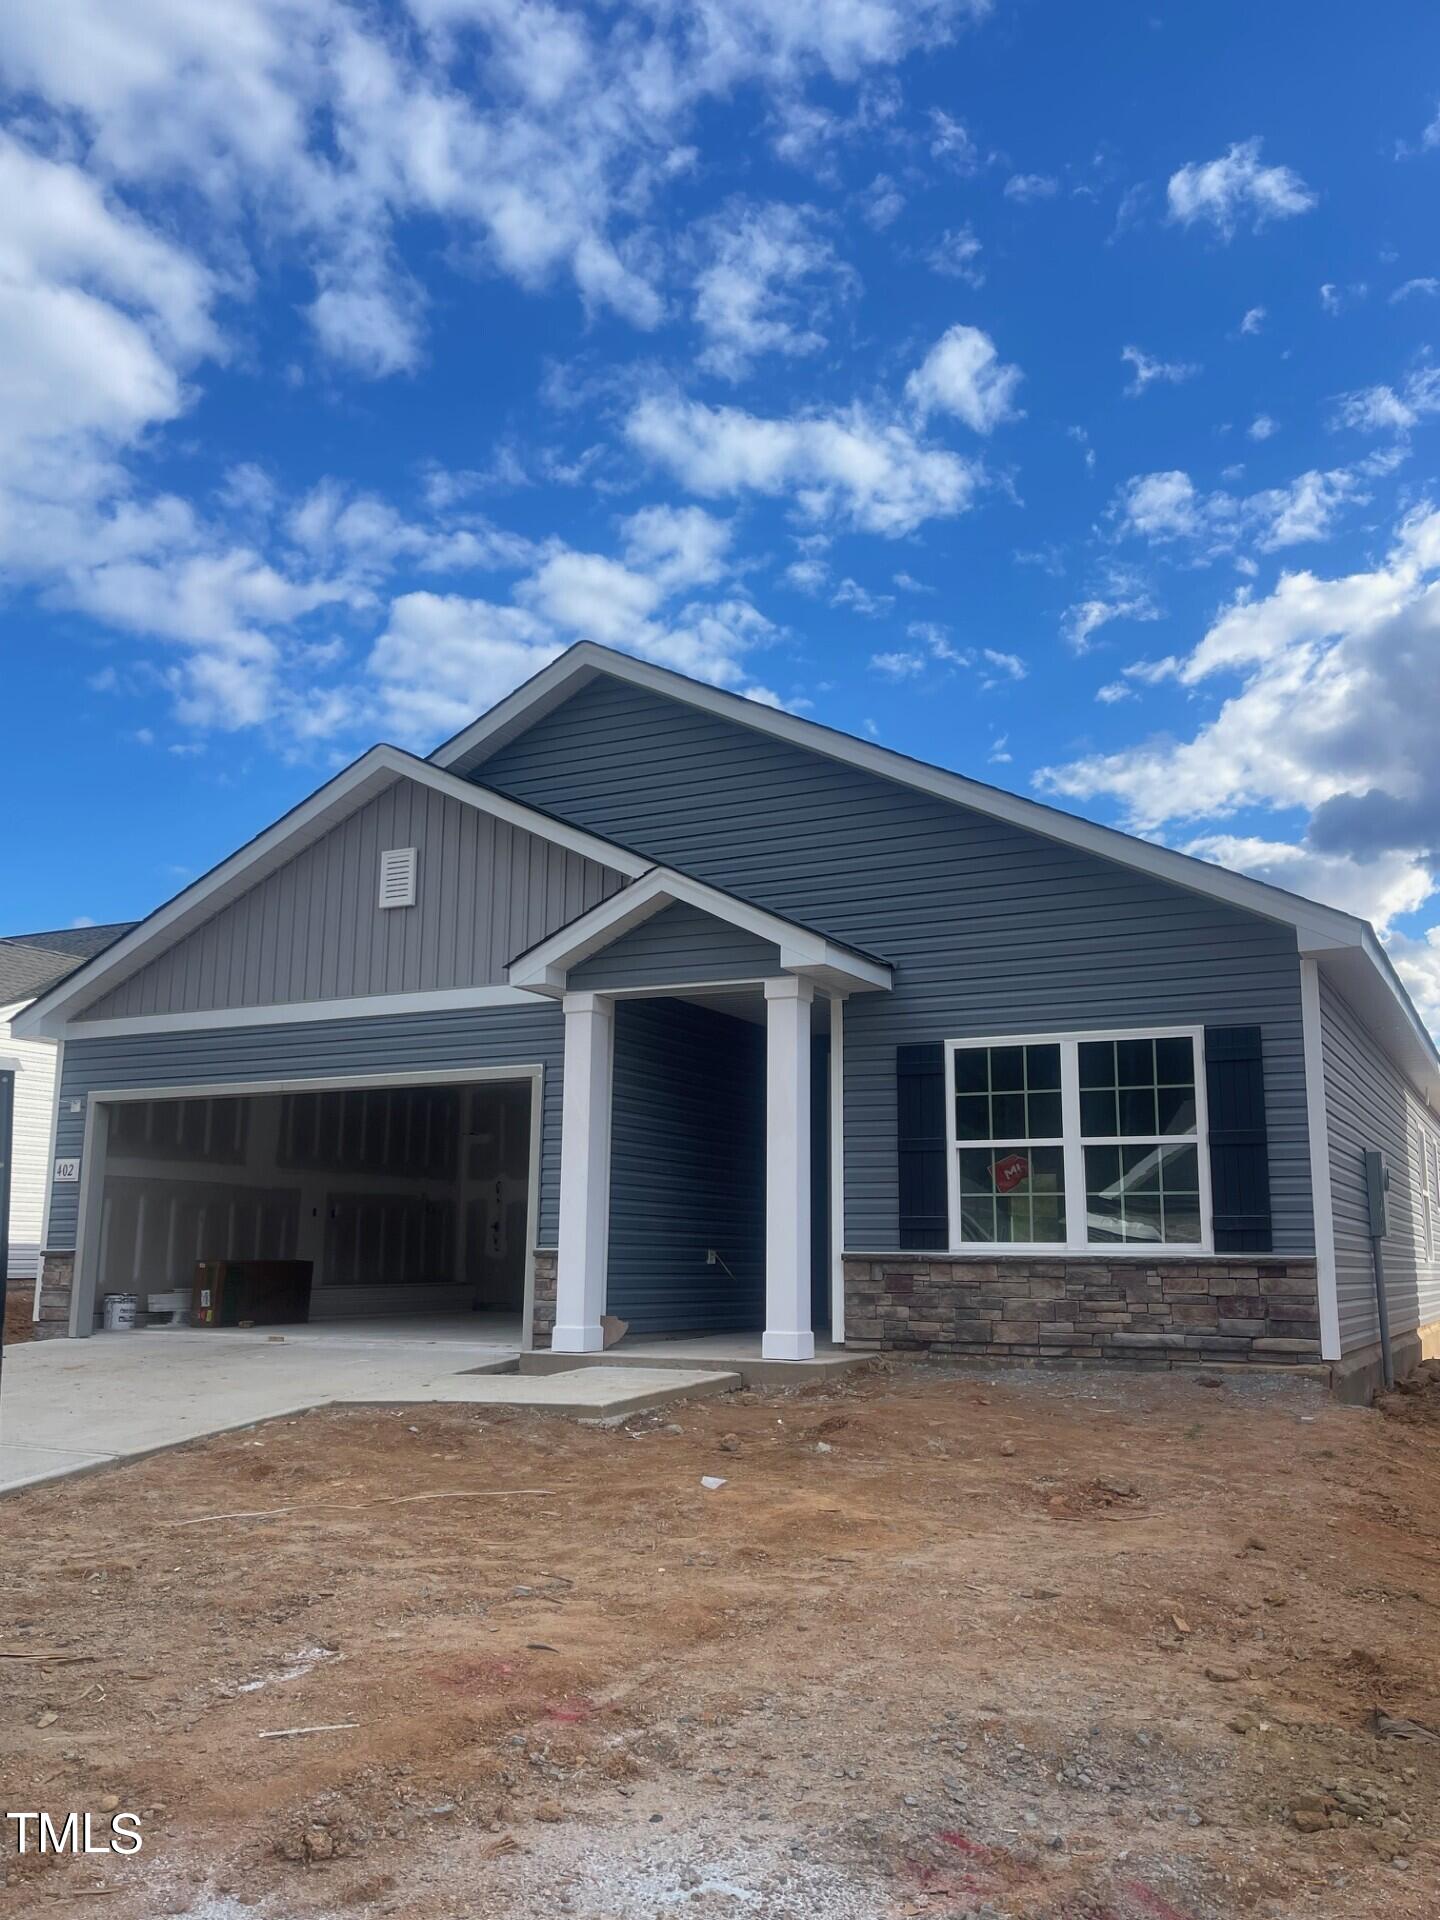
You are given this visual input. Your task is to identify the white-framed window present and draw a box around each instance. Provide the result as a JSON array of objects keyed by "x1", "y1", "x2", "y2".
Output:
[{"x1": 944, "y1": 1027, "x2": 1212, "y2": 1255}]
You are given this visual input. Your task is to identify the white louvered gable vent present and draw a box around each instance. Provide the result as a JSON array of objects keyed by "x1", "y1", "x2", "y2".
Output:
[{"x1": 378, "y1": 846, "x2": 418, "y2": 909}]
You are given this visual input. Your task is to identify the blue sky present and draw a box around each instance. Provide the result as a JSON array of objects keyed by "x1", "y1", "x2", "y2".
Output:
[{"x1": 3, "y1": 2, "x2": 1439, "y2": 1027}]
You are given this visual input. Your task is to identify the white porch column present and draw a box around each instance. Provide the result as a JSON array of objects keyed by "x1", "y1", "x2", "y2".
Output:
[
  {"x1": 553, "y1": 991, "x2": 614, "y2": 1353},
  {"x1": 763, "y1": 975, "x2": 815, "y2": 1361}
]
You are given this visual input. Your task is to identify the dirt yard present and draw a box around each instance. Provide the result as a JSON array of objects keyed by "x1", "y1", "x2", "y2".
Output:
[{"x1": 3, "y1": 1358, "x2": 1439, "y2": 1920}]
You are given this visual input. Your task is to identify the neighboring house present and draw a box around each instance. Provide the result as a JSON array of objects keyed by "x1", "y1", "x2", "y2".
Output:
[
  {"x1": 12, "y1": 644, "x2": 1440, "y2": 1392},
  {"x1": 1, "y1": 926, "x2": 136, "y2": 1286}
]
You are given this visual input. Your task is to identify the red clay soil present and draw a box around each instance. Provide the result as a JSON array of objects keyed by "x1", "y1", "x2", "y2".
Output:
[{"x1": 2, "y1": 1360, "x2": 1439, "y2": 1919}]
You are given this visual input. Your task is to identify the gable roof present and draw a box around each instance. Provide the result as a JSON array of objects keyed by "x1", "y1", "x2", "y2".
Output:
[
  {"x1": 0, "y1": 924, "x2": 136, "y2": 1007},
  {"x1": 508, "y1": 866, "x2": 893, "y2": 997},
  {"x1": 432, "y1": 641, "x2": 1440, "y2": 1103},
  {"x1": 12, "y1": 745, "x2": 648, "y2": 1040}
]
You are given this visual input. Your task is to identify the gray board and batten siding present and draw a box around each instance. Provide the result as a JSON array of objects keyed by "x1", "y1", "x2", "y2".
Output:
[
  {"x1": 46, "y1": 1004, "x2": 567, "y2": 1252},
  {"x1": 470, "y1": 673, "x2": 1314, "y2": 1256},
  {"x1": 76, "y1": 775, "x2": 629, "y2": 1021},
  {"x1": 1319, "y1": 972, "x2": 1440, "y2": 1352}
]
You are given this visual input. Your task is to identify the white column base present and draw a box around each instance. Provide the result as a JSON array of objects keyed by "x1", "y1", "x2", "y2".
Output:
[
  {"x1": 551, "y1": 1322, "x2": 606, "y2": 1354},
  {"x1": 761, "y1": 1328, "x2": 816, "y2": 1362}
]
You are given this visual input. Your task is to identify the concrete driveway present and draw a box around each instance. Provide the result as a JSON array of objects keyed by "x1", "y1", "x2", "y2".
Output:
[
  {"x1": 0, "y1": 1321, "x2": 522, "y2": 1492},
  {"x1": 0, "y1": 1320, "x2": 743, "y2": 1492}
]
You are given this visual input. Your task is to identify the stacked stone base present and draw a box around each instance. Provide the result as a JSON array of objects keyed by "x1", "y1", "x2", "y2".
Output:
[
  {"x1": 29, "y1": 1252, "x2": 75, "y2": 1341},
  {"x1": 529, "y1": 1249, "x2": 557, "y2": 1348},
  {"x1": 844, "y1": 1254, "x2": 1320, "y2": 1366}
]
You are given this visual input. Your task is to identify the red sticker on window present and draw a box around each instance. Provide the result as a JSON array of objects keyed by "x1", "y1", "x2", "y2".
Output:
[{"x1": 992, "y1": 1153, "x2": 1029, "y2": 1193}]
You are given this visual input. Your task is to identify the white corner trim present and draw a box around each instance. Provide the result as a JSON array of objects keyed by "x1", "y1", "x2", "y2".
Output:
[
  {"x1": 1300, "y1": 955, "x2": 1343, "y2": 1362},
  {"x1": 431, "y1": 642, "x2": 1368, "y2": 952},
  {"x1": 14, "y1": 743, "x2": 647, "y2": 1041},
  {"x1": 509, "y1": 866, "x2": 891, "y2": 996},
  {"x1": 829, "y1": 995, "x2": 846, "y2": 1345},
  {"x1": 56, "y1": 984, "x2": 541, "y2": 1039}
]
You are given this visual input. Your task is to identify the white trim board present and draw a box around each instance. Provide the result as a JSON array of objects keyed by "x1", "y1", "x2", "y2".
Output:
[
  {"x1": 15, "y1": 745, "x2": 647, "y2": 1042},
  {"x1": 431, "y1": 642, "x2": 1438, "y2": 1101},
  {"x1": 60, "y1": 984, "x2": 541, "y2": 1040},
  {"x1": 1299, "y1": 955, "x2": 1343, "y2": 1361},
  {"x1": 508, "y1": 865, "x2": 892, "y2": 997}
]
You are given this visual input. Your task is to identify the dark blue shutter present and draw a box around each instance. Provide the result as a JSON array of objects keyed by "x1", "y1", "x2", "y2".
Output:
[
  {"x1": 1204, "y1": 1026, "x2": 1272, "y2": 1253},
  {"x1": 897, "y1": 1043, "x2": 948, "y2": 1248}
]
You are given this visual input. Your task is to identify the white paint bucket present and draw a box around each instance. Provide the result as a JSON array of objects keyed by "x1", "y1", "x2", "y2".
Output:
[{"x1": 102, "y1": 1292, "x2": 138, "y2": 1332}]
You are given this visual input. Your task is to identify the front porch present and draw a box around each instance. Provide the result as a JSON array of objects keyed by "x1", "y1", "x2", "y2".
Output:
[{"x1": 508, "y1": 867, "x2": 893, "y2": 1363}]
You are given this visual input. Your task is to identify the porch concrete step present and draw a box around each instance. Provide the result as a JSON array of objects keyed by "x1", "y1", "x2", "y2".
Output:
[
  {"x1": 439, "y1": 1364, "x2": 742, "y2": 1417},
  {"x1": 518, "y1": 1343, "x2": 872, "y2": 1391}
]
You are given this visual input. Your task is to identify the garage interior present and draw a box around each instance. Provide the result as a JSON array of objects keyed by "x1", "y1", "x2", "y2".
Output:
[{"x1": 89, "y1": 1078, "x2": 533, "y2": 1332}]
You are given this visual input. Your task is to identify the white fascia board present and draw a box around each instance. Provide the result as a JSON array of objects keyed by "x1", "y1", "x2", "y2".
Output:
[
  {"x1": 508, "y1": 866, "x2": 892, "y2": 995},
  {"x1": 14, "y1": 745, "x2": 646, "y2": 1041},
  {"x1": 432, "y1": 643, "x2": 1367, "y2": 950}
]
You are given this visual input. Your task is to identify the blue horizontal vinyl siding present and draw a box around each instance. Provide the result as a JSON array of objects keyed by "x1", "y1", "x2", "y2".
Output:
[
  {"x1": 569, "y1": 901, "x2": 783, "y2": 990},
  {"x1": 46, "y1": 1005, "x2": 565, "y2": 1250},
  {"x1": 477, "y1": 675, "x2": 1313, "y2": 1255},
  {"x1": 607, "y1": 999, "x2": 765, "y2": 1333}
]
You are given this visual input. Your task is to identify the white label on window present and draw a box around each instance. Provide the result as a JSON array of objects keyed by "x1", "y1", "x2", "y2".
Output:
[{"x1": 53, "y1": 1157, "x2": 80, "y2": 1183}]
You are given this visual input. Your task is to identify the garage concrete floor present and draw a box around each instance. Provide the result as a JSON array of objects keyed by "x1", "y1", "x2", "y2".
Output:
[{"x1": 0, "y1": 1322, "x2": 738, "y2": 1494}]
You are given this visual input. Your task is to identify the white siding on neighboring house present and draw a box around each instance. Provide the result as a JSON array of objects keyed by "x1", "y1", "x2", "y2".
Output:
[
  {"x1": 2, "y1": 999, "x2": 58, "y2": 1281},
  {"x1": 1319, "y1": 975, "x2": 1440, "y2": 1352}
]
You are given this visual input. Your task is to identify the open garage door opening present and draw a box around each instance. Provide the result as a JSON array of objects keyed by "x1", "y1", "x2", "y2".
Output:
[{"x1": 78, "y1": 1072, "x2": 538, "y2": 1337}]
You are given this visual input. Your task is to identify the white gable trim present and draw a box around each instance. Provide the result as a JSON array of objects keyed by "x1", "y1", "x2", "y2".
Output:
[
  {"x1": 433, "y1": 643, "x2": 1363, "y2": 951},
  {"x1": 14, "y1": 745, "x2": 647, "y2": 1041},
  {"x1": 508, "y1": 867, "x2": 893, "y2": 997}
]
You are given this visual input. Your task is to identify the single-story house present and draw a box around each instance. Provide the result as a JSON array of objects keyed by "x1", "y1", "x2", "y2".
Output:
[
  {"x1": 2, "y1": 926, "x2": 135, "y2": 1288},
  {"x1": 13, "y1": 643, "x2": 1440, "y2": 1387}
]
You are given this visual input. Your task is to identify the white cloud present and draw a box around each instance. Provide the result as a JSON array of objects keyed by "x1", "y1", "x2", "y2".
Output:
[
  {"x1": 1248, "y1": 413, "x2": 1278, "y2": 441},
  {"x1": 0, "y1": 0, "x2": 973, "y2": 373},
  {"x1": 981, "y1": 647, "x2": 1027, "y2": 681},
  {"x1": 870, "y1": 648, "x2": 927, "y2": 677},
  {"x1": 905, "y1": 324, "x2": 1023, "y2": 434},
  {"x1": 1037, "y1": 505, "x2": 1440, "y2": 971},
  {"x1": 369, "y1": 593, "x2": 563, "y2": 738},
  {"x1": 1388, "y1": 929, "x2": 1440, "y2": 1038},
  {"x1": 832, "y1": 577, "x2": 895, "y2": 616},
  {"x1": 1004, "y1": 172, "x2": 1057, "y2": 202},
  {"x1": 858, "y1": 173, "x2": 905, "y2": 229},
  {"x1": 924, "y1": 224, "x2": 985, "y2": 285},
  {"x1": 929, "y1": 109, "x2": 981, "y2": 171},
  {"x1": 1095, "y1": 680, "x2": 1132, "y2": 704},
  {"x1": 1166, "y1": 138, "x2": 1316, "y2": 238},
  {"x1": 1062, "y1": 593, "x2": 1161, "y2": 653},
  {"x1": 625, "y1": 391, "x2": 983, "y2": 536},
  {"x1": 1332, "y1": 363, "x2": 1440, "y2": 435},
  {"x1": 1179, "y1": 835, "x2": 1432, "y2": 928},
  {"x1": 1121, "y1": 345, "x2": 1200, "y2": 396},
  {"x1": 1239, "y1": 305, "x2": 1266, "y2": 335},
  {"x1": 691, "y1": 200, "x2": 846, "y2": 379},
  {"x1": 1113, "y1": 465, "x2": 1364, "y2": 556},
  {"x1": 1390, "y1": 277, "x2": 1439, "y2": 303}
]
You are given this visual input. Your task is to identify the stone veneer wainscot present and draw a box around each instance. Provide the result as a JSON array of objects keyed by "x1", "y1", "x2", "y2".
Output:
[
  {"x1": 843, "y1": 1255, "x2": 1321, "y2": 1364},
  {"x1": 529, "y1": 1248, "x2": 557, "y2": 1349}
]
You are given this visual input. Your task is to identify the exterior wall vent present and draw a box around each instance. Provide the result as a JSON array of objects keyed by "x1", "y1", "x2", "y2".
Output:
[{"x1": 378, "y1": 846, "x2": 418, "y2": 910}]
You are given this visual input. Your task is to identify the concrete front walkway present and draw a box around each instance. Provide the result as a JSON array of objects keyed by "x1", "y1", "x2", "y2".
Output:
[{"x1": 0, "y1": 1324, "x2": 737, "y2": 1494}]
